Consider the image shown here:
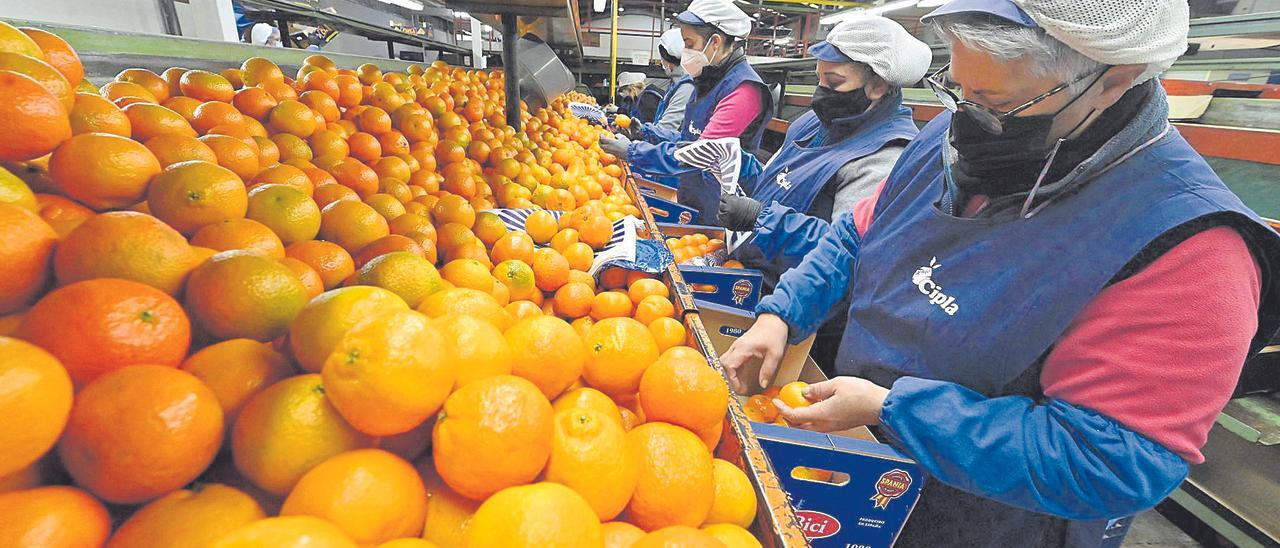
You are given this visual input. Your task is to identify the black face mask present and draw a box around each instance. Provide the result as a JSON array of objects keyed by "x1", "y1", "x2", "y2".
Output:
[
  {"x1": 948, "y1": 109, "x2": 1056, "y2": 192},
  {"x1": 811, "y1": 85, "x2": 873, "y2": 127}
]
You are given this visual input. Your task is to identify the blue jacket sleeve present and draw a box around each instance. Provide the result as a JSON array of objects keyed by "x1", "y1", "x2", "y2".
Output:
[
  {"x1": 627, "y1": 139, "x2": 698, "y2": 177},
  {"x1": 754, "y1": 207, "x2": 860, "y2": 344},
  {"x1": 878, "y1": 377, "x2": 1189, "y2": 520},
  {"x1": 640, "y1": 122, "x2": 680, "y2": 144}
]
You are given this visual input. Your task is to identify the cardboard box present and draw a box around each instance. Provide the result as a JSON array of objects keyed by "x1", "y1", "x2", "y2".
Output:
[
  {"x1": 657, "y1": 223, "x2": 763, "y2": 312},
  {"x1": 696, "y1": 303, "x2": 923, "y2": 547},
  {"x1": 644, "y1": 195, "x2": 698, "y2": 224},
  {"x1": 632, "y1": 176, "x2": 679, "y2": 201}
]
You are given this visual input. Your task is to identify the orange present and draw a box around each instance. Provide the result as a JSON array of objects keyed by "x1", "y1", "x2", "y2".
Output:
[
  {"x1": 355, "y1": 234, "x2": 426, "y2": 266},
  {"x1": 268, "y1": 99, "x2": 318, "y2": 137},
  {"x1": 648, "y1": 316, "x2": 687, "y2": 351},
  {"x1": 356, "y1": 249, "x2": 442, "y2": 306},
  {"x1": 124, "y1": 102, "x2": 196, "y2": 141},
  {"x1": 0, "y1": 21, "x2": 44, "y2": 60},
  {"x1": 191, "y1": 217, "x2": 286, "y2": 258},
  {"x1": 251, "y1": 163, "x2": 313, "y2": 194},
  {"x1": 706, "y1": 459, "x2": 757, "y2": 528},
  {"x1": 366, "y1": 192, "x2": 407, "y2": 220},
  {"x1": 313, "y1": 182, "x2": 358, "y2": 209},
  {"x1": 0, "y1": 204, "x2": 56, "y2": 313},
  {"x1": 701, "y1": 524, "x2": 761, "y2": 548},
  {"x1": 603, "y1": 521, "x2": 647, "y2": 548},
  {"x1": 232, "y1": 374, "x2": 373, "y2": 496},
  {"x1": 179, "y1": 69, "x2": 235, "y2": 102},
  {"x1": 193, "y1": 100, "x2": 246, "y2": 134},
  {"x1": 281, "y1": 449, "x2": 427, "y2": 544},
  {"x1": 145, "y1": 133, "x2": 218, "y2": 167},
  {"x1": 591, "y1": 290, "x2": 634, "y2": 320},
  {"x1": 147, "y1": 160, "x2": 249, "y2": 234},
  {"x1": 583, "y1": 317, "x2": 659, "y2": 396},
  {"x1": 330, "y1": 157, "x2": 379, "y2": 198},
  {"x1": 417, "y1": 459, "x2": 481, "y2": 547},
  {"x1": 272, "y1": 132, "x2": 313, "y2": 162},
  {"x1": 634, "y1": 295, "x2": 676, "y2": 326},
  {"x1": 579, "y1": 215, "x2": 613, "y2": 249},
  {"x1": 323, "y1": 310, "x2": 451, "y2": 436},
  {"x1": 286, "y1": 240, "x2": 354, "y2": 290},
  {"x1": 553, "y1": 281, "x2": 595, "y2": 319},
  {"x1": 634, "y1": 526, "x2": 725, "y2": 547},
  {"x1": 210, "y1": 516, "x2": 358, "y2": 548},
  {"x1": 186, "y1": 250, "x2": 309, "y2": 341},
  {"x1": 320, "y1": 199, "x2": 390, "y2": 253},
  {"x1": 300, "y1": 71, "x2": 341, "y2": 102},
  {"x1": 32, "y1": 193, "x2": 91, "y2": 237},
  {"x1": 563, "y1": 241, "x2": 594, "y2": 271},
  {"x1": 473, "y1": 213, "x2": 509, "y2": 248},
  {"x1": 0, "y1": 337, "x2": 71, "y2": 479},
  {"x1": 241, "y1": 57, "x2": 285, "y2": 87},
  {"x1": 334, "y1": 74, "x2": 362, "y2": 108},
  {"x1": 58, "y1": 365, "x2": 222, "y2": 504},
  {"x1": 19, "y1": 27, "x2": 81, "y2": 85},
  {"x1": 629, "y1": 278, "x2": 669, "y2": 304},
  {"x1": 380, "y1": 539, "x2": 439, "y2": 548},
  {"x1": 436, "y1": 222, "x2": 477, "y2": 254},
  {"x1": 0, "y1": 486, "x2": 110, "y2": 548},
  {"x1": 283, "y1": 256, "x2": 324, "y2": 298},
  {"x1": 506, "y1": 300, "x2": 544, "y2": 321},
  {"x1": 200, "y1": 134, "x2": 260, "y2": 180},
  {"x1": 68, "y1": 91, "x2": 129, "y2": 136},
  {"x1": 432, "y1": 375, "x2": 553, "y2": 500},
  {"x1": 506, "y1": 314, "x2": 587, "y2": 398},
  {"x1": 246, "y1": 184, "x2": 321, "y2": 245},
  {"x1": 160, "y1": 94, "x2": 200, "y2": 120},
  {"x1": 0, "y1": 71, "x2": 68, "y2": 161},
  {"x1": 491, "y1": 230, "x2": 535, "y2": 264},
  {"x1": 309, "y1": 128, "x2": 349, "y2": 158},
  {"x1": 109, "y1": 484, "x2": 266, "y2": 548},
  {"x1": 180, "y1": 337, "x2": 293, "y2": 422},
  {"x1": 357, "y1": 105, "x2": 392, "y2": 134},
  {"x1": 431, "y1": 314, "x2": 513, "y2": 388},
  {"x1": 545, "y1": 407, "x2": 639, "y2": 520},
  {"x1": 442, "y1": 258, "x2": 497, "y2": 292},
  {"x1": 48, "y1": 132, "x2": 161, "y2": 210},
  {"x1": 0, "y1": 52, "x2": 73, "y2": 111},
  {"x1": 116, "y1": 68, "x2": 170, "y2": 103},
  {"x1": 20, "y1": 278, "x2": 190, "y2": 385},
  {"x1": 463, "y1": 482, "x2": 602, "y2": 548},
  {"x1": 53, "y1": 210, "x2": 195, "y2": 294},
  {"x1": 492, "y1": 259, "x2": 537, "y2": 301},
  {"x1": 347, "y1": 131, "x2": 381, "y2": 163},
  {"x1": 778, "y1": 381, "x2": 810, "y2": 409},
  {"x1": 550, "y1": 228, "x2": 579, "y2": 252},
  {"x1": 233, "y1": 86, "x2": 279, "y2": 120},
  {"x1": 553, "y1": 386, "x2": 624, "y2": 426},
  {"x1": 299, "y1": 89, "x2": 340, "y2": 122},
  {"x1": 533, "y1": 247, "x2": 571, "y2": 292},
  {"x1": 626, "y1": 422, "x2": 715, "y2": 530},
  {"x1": 287, "y1": 285, "x2": 408, "y2": 372},
  {"x1": 431, "y1": 193, "x2": 476, "y2": 227}
]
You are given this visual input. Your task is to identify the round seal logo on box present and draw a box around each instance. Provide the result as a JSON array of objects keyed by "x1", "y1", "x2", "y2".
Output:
[
  {"x1": 731, "y1": 279, "x2": 753, "y2": 305},
  {"x1": 870, "y1": 468, "x2": 912, "y2": 509}
]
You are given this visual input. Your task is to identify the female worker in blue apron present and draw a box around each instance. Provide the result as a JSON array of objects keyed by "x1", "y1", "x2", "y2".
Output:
[
  {"x1": 721, "y1": 1, "x2": 1280, "y2": 546},
  {"x1": 716, "y1": 14, "x2": 931, "y2": 372},
  {"x1": 630, "y1": 29, "x2": 700, "y2": 189},
  {"x1": 599, "y1": 0, "x2": 774, "y2": 224}
]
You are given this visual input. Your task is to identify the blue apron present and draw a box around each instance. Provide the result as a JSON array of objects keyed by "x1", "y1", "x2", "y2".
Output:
[
  {"x1": 751, "y1": 107, "x2": 917, "y2": 216},
  {"x1": 677, "y1": 60, "x2": 774, "y2": 223},
  {"x1": 655, "y1": 75, "x2": 693, "y2": 121},
  {"x1": 840, "y1": 111, "x2": 1280, "y2": 546},
  {"x1": 632, "y1": 85, "x2": 664, "y2": 122}
]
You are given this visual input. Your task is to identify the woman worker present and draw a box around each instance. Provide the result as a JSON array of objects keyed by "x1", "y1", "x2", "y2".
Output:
[
  {"x1": 721, "y1": 0, "x2": 1280, "y2": 545},
  {"x1": 641, "y1": 28, "x2": 697, "y2": 137},
  {"x1": 599, "y1": 0, "x2": 773, "y2": 223},
  {"x1": 718, "y1": 14, "x2": 930, "y2": 371}
]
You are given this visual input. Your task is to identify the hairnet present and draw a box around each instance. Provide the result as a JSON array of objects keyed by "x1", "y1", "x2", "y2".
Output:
[
  {"x1": 658, "y1": 28, "x2": 684, "y2": 61},
  {"x1": 618, "y1": 72, "x2": 647, "y2": 87},
  {"x1": 811, "y1": 14, "x2": 932, "y2": 87},
  {"x1": 1012, "y1": 0, "x2": 1189, "y2": 73},
  {"x1": 677, "y1": 0, "x2": 752, "y2": 39}
]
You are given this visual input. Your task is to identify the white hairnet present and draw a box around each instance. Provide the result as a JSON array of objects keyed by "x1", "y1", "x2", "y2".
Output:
[
  {"x1": 681, "y1": 0, "x2": 752, "y2": 39},
  {"x1": 658, "y1": 28, "x2": 684, "y2": 59},
  {"x1": 821, "y1": 15, "x2": 932, "y2": 87},
  {"x1": 1012, "y1": 0, "x2": 1189, "y2": 74},
  {"x1": 618, "y1": 72, "x2": 647, "y2": 87},
  {"x1": 250, "y1": 23, "x2": 275, "y2": 45}
]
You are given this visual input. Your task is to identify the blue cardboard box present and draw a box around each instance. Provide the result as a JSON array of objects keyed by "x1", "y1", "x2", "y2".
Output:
[
  {"x1": 753, "y1": 423, "x2": 924, "y2": 547},
  {"x1": 644, "y1": 195, "x2": 698, "y2": 224},
  {"x1": 682, "y1": 268, "x2": 762, "y2": 311}
]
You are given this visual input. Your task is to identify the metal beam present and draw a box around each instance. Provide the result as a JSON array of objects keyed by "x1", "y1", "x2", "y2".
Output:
[
  {"x1": 1189, "y1": 10, "x2": 1280, "y2": 39},
  {"x1": 155, "y1": 0, "x2": 183, "y2": 36},
  {"x1": 501, "y1": 13, "x2": 521, "y2": 131}
]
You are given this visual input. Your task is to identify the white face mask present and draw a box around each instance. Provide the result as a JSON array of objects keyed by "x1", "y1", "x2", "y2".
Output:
[{"x1": 681, "y1": 38, "x2": 716, "y2": 78}]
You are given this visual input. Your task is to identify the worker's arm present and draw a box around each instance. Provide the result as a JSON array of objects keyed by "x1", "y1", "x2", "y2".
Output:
[
  {"x1": 878, "y1": 226, "x2": 1262, "y2": 519},
  {"x1": 653, "y1": 82, "x2": 694, "y2": 133},
  {"x1": 753, "y1": 208, "x2": 861, "y2": 344},
  {"x1": 625, "y1": 139, "x2": 698, "y2": 177},
  {"x1": 640, "y1": 122, "x2": 681, "y2": 144}
]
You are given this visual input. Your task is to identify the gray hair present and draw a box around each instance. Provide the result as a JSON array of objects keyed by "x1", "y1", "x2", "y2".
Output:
[{"x1": 929, "y1": 15, "x2": 1106, "y2": 93}]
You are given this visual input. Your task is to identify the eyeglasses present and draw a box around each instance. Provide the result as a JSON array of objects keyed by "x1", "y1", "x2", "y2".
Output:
[{"x1": 925, "y1": 63, "x2": 1108, "y2": 135}]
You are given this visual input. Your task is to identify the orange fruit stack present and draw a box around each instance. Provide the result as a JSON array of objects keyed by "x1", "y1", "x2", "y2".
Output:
[{"x1": 0, "y1": 22, "x2": 764, "y2": 547}]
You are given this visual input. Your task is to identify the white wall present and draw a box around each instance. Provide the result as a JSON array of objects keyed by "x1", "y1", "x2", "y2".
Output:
[
  {"x1": 1, "y1": 0, "x2": 167, "y2": 34},
  {"x1": 582, "y1": 13, "x2": 667, "y2": 63}
]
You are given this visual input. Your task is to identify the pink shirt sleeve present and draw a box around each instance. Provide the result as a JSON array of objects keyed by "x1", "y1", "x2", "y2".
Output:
[
  {"x1": 852, "y1": 179, "x2": 886, "y2": 237},
  {"x1": 1040, "y1": 226, "x2": 1262, "y2": 463},
  {"x1": 700, "y1": 83, "x2": 764, "y2": 139}
]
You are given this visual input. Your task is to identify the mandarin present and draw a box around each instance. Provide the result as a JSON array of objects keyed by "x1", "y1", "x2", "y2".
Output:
[
  {"x1": 505, "y1": 315, "x2": 587, "y2": 399},
  {"x1": 0, "y1": 486, "x2": 110, "y2": 548}
]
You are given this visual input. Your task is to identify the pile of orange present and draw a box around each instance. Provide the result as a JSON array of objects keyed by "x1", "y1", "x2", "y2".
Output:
[
  {"x1": 0, "y1": 21, "x2": 764, "y2": 548},
  {"x1": 665, "y1": 233, "x2": 744, "y2": 268}
]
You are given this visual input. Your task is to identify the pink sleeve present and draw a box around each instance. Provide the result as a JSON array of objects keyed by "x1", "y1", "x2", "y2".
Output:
[
  {"x1": 700, "y1": 83, "x2": 764, "y2": 139},
  {"x1": 1040, "y1": 226, "x2": 1261, "y2": 463},
  {"x1": 852, "y1": 179, "x2": 886, "y2": 237}
]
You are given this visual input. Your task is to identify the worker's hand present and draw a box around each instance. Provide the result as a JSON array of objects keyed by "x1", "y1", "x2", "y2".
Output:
[
  {"x1": 599, "y1": 133, "x2": 631, "y2": 160},
  {"x1": 774, "y1": 377, "x2": 890, "y2": 432},
  {"x1": 718, "y1": 194, "x2": 763, "y2": 231},
  {"x1": 720, "y1": 313, "x2": 789, "y2": 394}
]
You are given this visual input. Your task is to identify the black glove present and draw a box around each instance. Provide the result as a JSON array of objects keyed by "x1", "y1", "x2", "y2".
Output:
[{"x1": 718, "y1": 194, "x2": 763, "y2": 231}]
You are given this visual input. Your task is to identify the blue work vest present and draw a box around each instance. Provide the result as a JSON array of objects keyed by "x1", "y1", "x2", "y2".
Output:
[
  {"x1": 751, "y1": 106, "x2": 917, "y2": 216},
  {"x1": 677, "y1": 60, "x2": 773, "y2": 223},
  {"x1": 655, "y1": 75, "x2": 693, "y2": 120},
  {"x1": 840, "y1": 111, "x2": 1280, "y2": 545}
]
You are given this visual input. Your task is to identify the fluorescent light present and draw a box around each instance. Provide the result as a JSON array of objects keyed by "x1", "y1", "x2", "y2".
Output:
[
  {"x1": 453, "y1": 10, "x2": 469, "y2": 17},
  {"x1": 378, "y1": 0, "x2": 424, "y2": 10},
  {"x1": 593, "y1": 0, "x2": 605, "y2": 11},
  {"x1": 820, "y1": 0, "x2": 915, "y2": 25}
]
